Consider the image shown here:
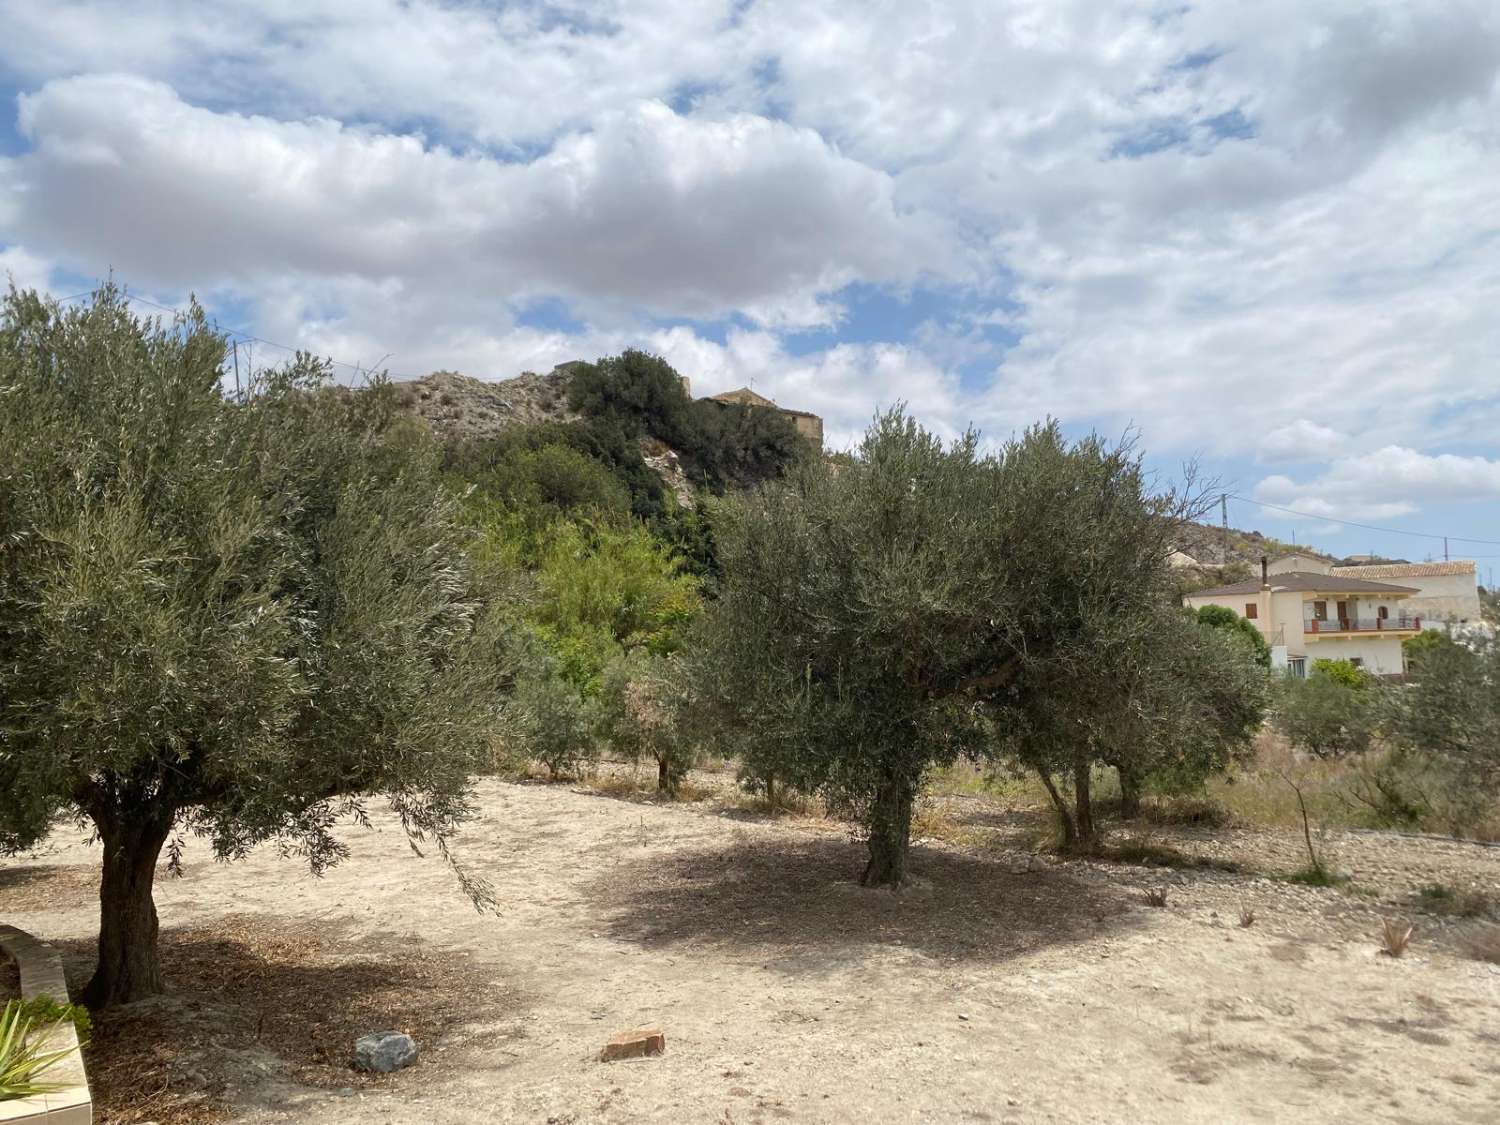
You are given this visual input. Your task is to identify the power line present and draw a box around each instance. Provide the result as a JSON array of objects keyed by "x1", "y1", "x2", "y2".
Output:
[{"x1": 1228, "y1": 494, "x2": 1500, "y2": 548}]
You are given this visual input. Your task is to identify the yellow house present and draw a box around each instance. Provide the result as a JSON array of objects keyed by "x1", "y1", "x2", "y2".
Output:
[{"x1": 1183, "y1": 560, "x2": 1421, "y2": 676}]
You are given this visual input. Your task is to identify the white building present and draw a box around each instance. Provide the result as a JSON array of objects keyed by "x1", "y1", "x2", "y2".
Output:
[
  {"x1": 1327, "y1": 561, "x2": 1480, "y2": 630},
  {"x1": 1184, "y1": 561, "x2": 1421, "y2": 676},
  {"x1": 1261, "y1": 556, "x2": 1480, "y2": 632}
]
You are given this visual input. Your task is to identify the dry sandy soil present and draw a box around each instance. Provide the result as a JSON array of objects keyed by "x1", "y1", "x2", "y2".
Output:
[{"x1": 2, "y1": 771, "x2": 1498, "y2": 1124}]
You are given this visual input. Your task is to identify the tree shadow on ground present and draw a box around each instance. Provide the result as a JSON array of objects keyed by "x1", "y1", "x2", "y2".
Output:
[
  {"x1": 593, "y1": 832, "x2": 1141, "y2": 971},
  {"x1": 0, "y1": 863, "x2": 98, "y2": 911},
  {"x1": 50, "y1": 914, "x2": 519, "y2": 1125}
]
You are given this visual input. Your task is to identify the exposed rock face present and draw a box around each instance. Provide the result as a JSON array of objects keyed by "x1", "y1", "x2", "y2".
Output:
[
  {"x1": 640, "y1": 439, "x2": 695, "y2": 510},
  {"x1": 394, "y1": 366, "x2": 580, "y2": 443},
  {"x1": 353, "y1": 1031, "x2": 418, "y2": 1073},
  {"x1": 396, "y1": 365, "x2": 701, "y2": 509},
  {"x1": 1173, "y1": 521, "x2": 1334, "y2": 572}
]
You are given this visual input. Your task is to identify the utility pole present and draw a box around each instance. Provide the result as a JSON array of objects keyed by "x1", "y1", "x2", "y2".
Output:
[
  {"x1": 1444, "y1": 536, "x2": 1450, "y2": 562},
  {"x1": 1220, "y1": 495, "x2": 1229, "y2": 566},
  {"x1": 232, "y1": 340, "x2": 242, "y2": 400}
]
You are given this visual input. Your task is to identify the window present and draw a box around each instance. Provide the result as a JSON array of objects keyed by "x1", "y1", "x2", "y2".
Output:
[
  {"x1": 1288, "y1": 657, "x2": 1306, "y2": 679},
  {"x1": 1349, "y1": 657, "x2": 1364, "y2": 669},
  {"x1": 1244, "y1": 603, "x2": 1258, "y2": 619},
  {"x1": 1377, "y1": 605, "x2": 1389, "y2": 620},
  {"x1": 1312, "y1": 600, "x2": 1328, "y2": 621}
]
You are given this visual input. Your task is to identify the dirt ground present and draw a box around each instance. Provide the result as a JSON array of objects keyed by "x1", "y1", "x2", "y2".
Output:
[{"x1": 2, "y1": 770, "x2": 1498, "y2": 1124}]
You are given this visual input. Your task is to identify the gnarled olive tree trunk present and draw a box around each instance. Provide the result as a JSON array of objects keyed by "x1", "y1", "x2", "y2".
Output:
[
  {"x1": 82, "y1": 804, "x2": 176, "y2": 1008},
  {"x1": 860, "y1": 774, "x2": 916, "y2": 887},
  {"x1": 1038, "y1": 764, "x2": 1100, "y2": 853}
]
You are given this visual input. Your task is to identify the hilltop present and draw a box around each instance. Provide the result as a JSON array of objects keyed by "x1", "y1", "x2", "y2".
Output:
[
  {"x1": 394, "y1": 366, "x2": 581, "y2": 441},
  {"x1": 1174, "y1": 521, "x2": 1332, "y2": 572}
]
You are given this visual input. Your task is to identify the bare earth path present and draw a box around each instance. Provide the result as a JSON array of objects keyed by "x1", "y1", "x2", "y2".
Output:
[{"x1": 3, "y1": 778, "x2": 1498, "y2": 1124}]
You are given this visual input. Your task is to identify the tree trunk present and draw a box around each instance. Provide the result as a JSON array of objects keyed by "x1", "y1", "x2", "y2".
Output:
[
  {"x1": 656, "y1": 752, "x2": 676, "y2": 797},
  {"x1": 1118, "y1": 766, "x2": 1142, "y2": 820},
  {"x1": 1038, "y1": 770, "x2": 1077, "y2": 849},
  {"x1": 860, "y1": 775, "x2": 915, "y2": 888},
  {"x1": 1073, "y1": 762, "x2": 1096, "y2": 850},
  {"x1": 82, "y1": 810, "x2": 174, "y2": 1008}
]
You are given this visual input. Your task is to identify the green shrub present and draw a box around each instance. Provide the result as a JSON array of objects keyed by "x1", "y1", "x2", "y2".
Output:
[
  {"x1": 595, "y1": 651, "x2": 695, "y2": 796},
  {"x1": 1, "y1": 999, "x2": 83, "y2": 1101},
  {"x1": 1274, "y1": 666, "x2": 1378, "y2": 758},
  {"x1": 1195, "y1": 604, "x2": 1271, "y2": 668},
  {"x1": 507, "y1": 669, "x2": 598, "y2": 779}
]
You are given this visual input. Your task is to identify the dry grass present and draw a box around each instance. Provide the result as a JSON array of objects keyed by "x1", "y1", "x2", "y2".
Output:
[
  {"x1": 1142, "y1": 888, "x2": 1170, "y2": 908},
  {"x1": 1238, "y1": 908, "x2": 1255, "y2": 928},
  {"x1": 1103, "y1": 836, "x2": 1244, "y2": 873},
  {"x1": 0, "y1": 864, "x2": 99, "y2": 913},
  {"x1": 1414, "y1": 883, "x2": 1495, "y2": 920},
  {"x1": 1380, "y1": 918, "x2": 1415, "y2": 958},
  {"x1": 57, "y1": 916, "x2": 516, "y2": 1125},
  {"x1": 722, "y1": 788, "x2": 824, "y2": 819},
  {"x1": 1463, "y1": 926, "x2": 1500, "y2": 964},
  {"x1": 577, "y1": 763, "x2": 716, "y2": 804}
]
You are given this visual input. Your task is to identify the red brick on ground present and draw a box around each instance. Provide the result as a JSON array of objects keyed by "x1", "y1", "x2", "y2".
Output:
[{"x1": 599, "y1": 1027, "x2": 665, "y2": 1062}]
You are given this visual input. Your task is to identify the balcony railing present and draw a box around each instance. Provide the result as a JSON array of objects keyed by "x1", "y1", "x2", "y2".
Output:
[{"x1": 1304, "y1": 616, "x2": 1421, "y2": 634}]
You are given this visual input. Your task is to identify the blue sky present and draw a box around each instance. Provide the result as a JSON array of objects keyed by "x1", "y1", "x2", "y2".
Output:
[{"x1": 1, "y1": 1, "x2": 1498, "y2": 563}]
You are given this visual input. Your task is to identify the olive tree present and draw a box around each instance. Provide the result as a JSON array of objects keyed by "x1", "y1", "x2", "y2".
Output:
[
  {"x1": 992, "y1": 610, "x2": 1267, "y2": 840},
  {"x1": 0, "y1": 286, "x2": 504, "y2": 1006},
  {"x1": 596, "y1": 650, "x2": 695, "y2": 795},
  {"x1": 1390, "y1": 634, "x2": 1498, "y2": 800},
  {"x1": 692, "y1": 410, "x2": 1249, "y2": 877},
  {"x1": 689, "y1": 411, "x2": 1000, "y2": 886}
]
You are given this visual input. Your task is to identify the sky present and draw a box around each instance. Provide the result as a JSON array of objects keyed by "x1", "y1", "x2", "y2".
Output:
[{"x1": 1, "y1": 1, "x2": 1498, "y2": 566}]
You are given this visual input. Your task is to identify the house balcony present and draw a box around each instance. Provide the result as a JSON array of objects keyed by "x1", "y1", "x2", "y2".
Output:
[{"x1": 1304, "y1": 616, "x2": 1421, "y2": 635}]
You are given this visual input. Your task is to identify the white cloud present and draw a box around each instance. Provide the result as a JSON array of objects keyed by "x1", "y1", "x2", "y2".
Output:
[
  {"x1": 0, "y1": 1, "x2": 1497, "y2": 529},
  {"x1": 0, "y1": 0, "x2": 748, "y2": 149},
  {"x1": 0, "y1": 245, "x2": 54, "y2": 294},
  {"x1": 7, "y1": 75, "x2": 945, "y2": 328},
  {"x1": 1258, "y1": 421, "x2": 1349, "y2": 462},
  {"x1": 1254, "y1": 447, "x2": 1500, "y2": 520}
]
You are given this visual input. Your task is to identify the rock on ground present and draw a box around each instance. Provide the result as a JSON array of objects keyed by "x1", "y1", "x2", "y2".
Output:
[{"x1": 354, "y1": 1031, "x2": 418, "y2": 1073}]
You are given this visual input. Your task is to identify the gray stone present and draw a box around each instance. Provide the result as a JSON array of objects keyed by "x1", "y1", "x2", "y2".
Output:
[{"x1": 354, "y1": 1031, "x2": 418, "y2": 1073}]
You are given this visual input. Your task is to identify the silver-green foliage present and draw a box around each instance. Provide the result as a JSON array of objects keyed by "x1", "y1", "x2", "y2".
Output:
[
  {"x1": 692, "y1": 409, "x2": 1262, "y2": 878},
  {"x1": 689, "y1": 410, "x2": 999, "y2": 885},
  {"x1": 0, "y1": 285, "x2": 506, "y2": 1004}
]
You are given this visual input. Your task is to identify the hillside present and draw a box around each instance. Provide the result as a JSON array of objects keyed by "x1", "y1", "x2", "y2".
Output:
[
  {"x1": 393, "y1": 368, "x2": 1337, "y2": 586},
  {"x1": 395, "y1": 366, "x2": 580, "y2": 440},
  {"x1": 1174, "y1": 521, "x2": 1332, "y2": 571}
]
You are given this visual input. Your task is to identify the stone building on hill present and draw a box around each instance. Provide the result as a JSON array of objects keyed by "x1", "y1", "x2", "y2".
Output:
[{"x1": 707, "y1": 387, "x2": 824, "y2": 447}]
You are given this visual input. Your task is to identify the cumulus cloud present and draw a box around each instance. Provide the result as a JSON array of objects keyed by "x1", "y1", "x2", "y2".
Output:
[
  {"x1": 1254, "y1": 447, "x2": 1500, "y2": 520},
  {"x1": 1256, "y1": 421, "x2": 1348, "y2": 463},
  {"x1": 7, "y1": 75, "x2": 944, "y2": 327},
  {"x1": 0, "y1": 0, "x2": 1497, "y2": 534}
]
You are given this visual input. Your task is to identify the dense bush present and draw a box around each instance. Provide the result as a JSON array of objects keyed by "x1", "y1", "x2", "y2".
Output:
[
  {"x1": 506, "y1": 666, "x2": 599, "y2": 779},
  {"x1": 1195, "y1": 604, "x2": 1271, "y2": 667},
  {"x1": 567, "y1": 349, "x2": 808, "y2": 492},
  {"x1": 1389, "y1": 635, "x2": 1498, "y2": 817},
  {"x1": 1273, "y1": 664, "x2": 1377, "y2": 758}
]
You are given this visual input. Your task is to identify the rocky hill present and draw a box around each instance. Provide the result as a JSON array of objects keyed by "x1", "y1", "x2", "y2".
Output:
[
  {"x1": 1174, "y1": 521, "x2": 1332, "y2": 571},
  {"x1": 394, "y1": 365, "x2": 696, "y2": 508},
  {"x1": 394, "y1": 366, "x2": 581, "y2": 441}
]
